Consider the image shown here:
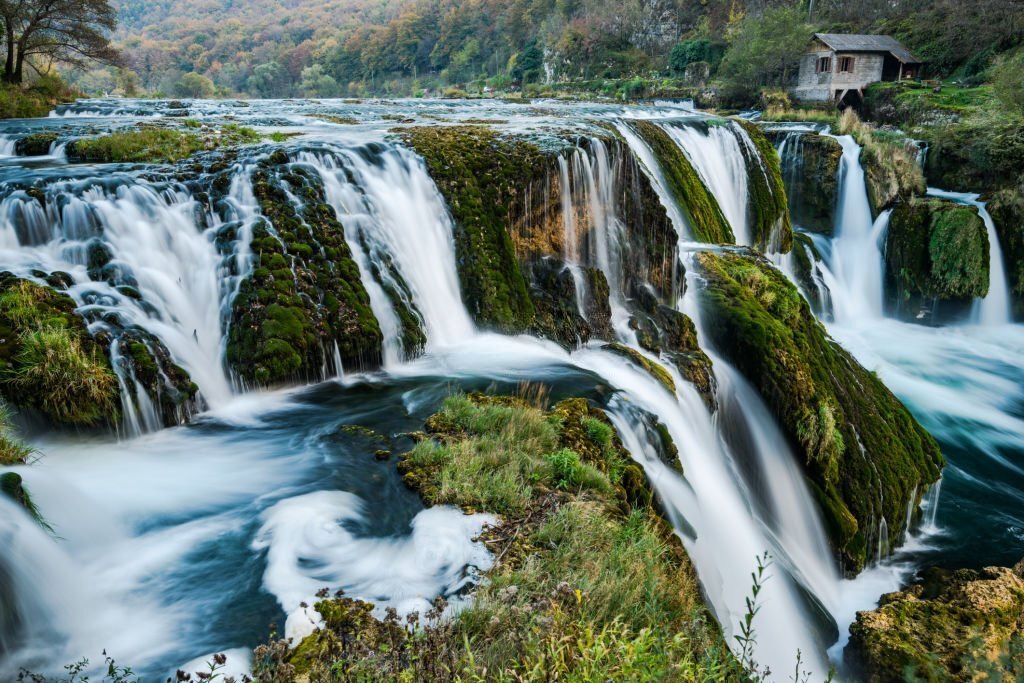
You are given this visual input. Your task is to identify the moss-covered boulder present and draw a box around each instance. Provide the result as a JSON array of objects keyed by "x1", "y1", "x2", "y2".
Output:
[
  {"x1": 629, "y1": 120, "x2": 734, "y2": 245},
  {"x1": 114, "y1": 328, "x2": 200, "y2": 425},
  {"x1": 227, "y1": 155, "x2": 382, "y2": 386},
  {"x1": 400, "y1": 126, "x2": 538, "y2": 332},
  {"x1": 15, "y1": 132, "x2": 58, "y2": 157},
  {"x1": 0, "y1": 275, "x2": 120, "y2": 426},
  {"x1": 839, "y1": 114, "x2": 925, "y2": 216},
  {"x1": 696, "y1": 251, "x2": 942, "y2": 571},
  {"x1": 885, "y1": 198, "x2": 989, "y2": 321},
  {"x1": 846, "y1": 561, "x2": 1024, "y2": 682},
  {"x1": 735, "y1": 120, "x2": 793, "y2": 253},
  {"x1": 776, "y1": 132, "x2": 843, "y2": 236},
  {"x1": 988, "y1": 186, "x2": 1024, "y2": 321},
  {"x1": 522, "y1": 257, "x2": 613, "y2": 346},
  {"x1": 791, "y1": 232, "x2": 830, "y2": 316}
]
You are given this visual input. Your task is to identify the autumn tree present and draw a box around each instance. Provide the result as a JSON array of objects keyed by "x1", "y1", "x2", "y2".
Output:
[{"x1": 0, "y1": 0, "x2": 120, "y2": 84}]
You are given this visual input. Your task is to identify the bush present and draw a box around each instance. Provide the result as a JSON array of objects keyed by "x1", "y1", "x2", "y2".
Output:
[
  {"x1": 992, "y1": 53, "x2": 1024, "y2": 115},
  {"x1": 669, "y1": 39, "x2": 725, "y2": 75}
]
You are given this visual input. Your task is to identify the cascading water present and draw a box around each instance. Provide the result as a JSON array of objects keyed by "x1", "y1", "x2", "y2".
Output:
[
  {"x1": 815, "y1": 136, "x2": 888, "y2": 323},
  {"x1": 2, "y1": 99, "x2": 1020, "y2": 682},
  {"x1": 0, "y1": 173, "x2": 258, "y2": 416},
  {"x1": 926, "y1": 187, "x2": 1012, "y2": 326},
  {"x1": 661, "y1": 120, "x2": 754, "y2": 245},
  {"x1": 302, "y1": 144, "x2": 474, "y2": 359}
]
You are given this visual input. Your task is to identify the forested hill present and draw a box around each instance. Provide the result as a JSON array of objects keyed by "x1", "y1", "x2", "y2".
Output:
[{"x1": 94, "y1": 0, "x2": 1023, "y2": 100}]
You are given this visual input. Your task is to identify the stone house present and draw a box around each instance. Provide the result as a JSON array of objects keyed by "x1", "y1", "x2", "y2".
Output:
[{"x1": 792, "y1": 33, "x2": 922, "y2": 105}]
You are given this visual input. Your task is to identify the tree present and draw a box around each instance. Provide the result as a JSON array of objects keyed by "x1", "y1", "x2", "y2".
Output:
[
  {"x1": 718, "y1": 5, "x2": 811, "y2": 103},
  {"x1": 669, "y1": 39, "x2": 725, "y2": 74},
  {"x1": 299, "y1": 64, "x2": 338, "y2": 98},
  {"x1": 511, "y1": 43, "x2": 544, "y2": 84},
  {"x1": 247, "y1": 60, "x2": 288, "y2": 98},
  {"x1": 174, "y1": 71, "x2": 215, "y2": 99},
  {"x1": 0, "y1": 0, "x2": 120, "y2": 84}
]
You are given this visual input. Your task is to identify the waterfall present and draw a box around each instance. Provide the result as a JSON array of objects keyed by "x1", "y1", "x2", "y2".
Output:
[
  {"x1": 926, "y1": 188, "x2": 1011, "y2": 326},
  {"x1": 815, "y1": 136, "x2": 887, "y2": 323},
  {"x1": 661, "y1": 121, "x2": 753, "y2": 245},
  {"x1": 0, "y1": 136, "x2": 15, "y2": 157},
  {"x1": 0, "y1": 173, "x2": 257, "y2": 414},
  {"x1": 302, "y1": 144, "x2": 474, "y2": 359}
]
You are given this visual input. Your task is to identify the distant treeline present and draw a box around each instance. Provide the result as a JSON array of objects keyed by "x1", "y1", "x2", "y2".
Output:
[{"x1": 77, "y1": 0, "x2": 1024, "y2": 99}]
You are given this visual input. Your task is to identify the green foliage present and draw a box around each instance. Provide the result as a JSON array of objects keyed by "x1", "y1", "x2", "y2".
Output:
[
  {"x1": 992, "y1": 53, "x2": 1024, "y2": 115},
  {"x1": 174, "y1": 72, "x2": 216, "y2": 98},
  {"x1": 697, "y1": 251, "x2": 942, "y2": 570},
  {"x1": 669, "y1": 39, "x2": 724, "y2": 75},
  {"x1": 630, "y1": 119, "x2": 734, "y2": 244},
  {"x1": 838, "y1": 110, "x2": 926, "y2": 215},
  {"x1": 0, "y1": 278, "x2": 119, "y2": 427},
  {"x1": 717, "y1": 6, "x2": 811, "y2": 106},
  {"x1": 0, "y1": 76, "x2": 75, "y2": 119},
  {"x1": 0, "y1": 403, "x2": 32, "y2": 465}
]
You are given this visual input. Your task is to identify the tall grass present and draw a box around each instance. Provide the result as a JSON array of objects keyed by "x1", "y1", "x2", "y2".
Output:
[{"x1": 8, "y1": 326, "x2": 118, "y2": 425}]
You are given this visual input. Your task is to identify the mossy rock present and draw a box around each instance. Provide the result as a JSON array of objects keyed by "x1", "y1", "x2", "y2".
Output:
[
  {"x1": 776, "y1": 132, "x2": 843, "y2": 236},
  {"x1": 399, "y1": 126, "x2": 537, "y2": 332},
  {"x1": 15, "y1": 133, "x2": 58, "y2": 157},
  {"x1": 0, "y1": 472, "x2": 50, "y2": 529},
  {"x1": 629, "y1": 120, "x2": 734, "y2": 245},
  {"x1": 627, "y1": 282, "x2": 715, "y2": 408},
  {"x1": 856, "y1": 131, "x2": 926, "y2": 217},
  {"x1": 885, "y1": 198, "x2": 989, "y2": 321},
  {"x1": 602, "y1": 342, "x2": 676, "y2": 395},
  {"x1": 696, "y1": 251, "x2": 942, "y2": 571},
  {"x1": 116, "y1": 328, "x2": 200, "y2": 425},
  {"x1": 227, "y1": 156, "x2": 383, "y2": 385},
  {"x1": 846, "y1": 561, "x2": 1024, "y2": 682},
  {"x1": 988, "y1": 187, "x2": 1024, "y2": 320},
  {"x1": 0, "y1": 274, "x2": 120, "y2": 426},
  {"x1": 735, "y1": 120, "x2": 793, "y2": 253}
]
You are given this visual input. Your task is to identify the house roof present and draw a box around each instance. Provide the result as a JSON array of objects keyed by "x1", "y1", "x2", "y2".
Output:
[{"x1": 814, "y1": 33, "x2": 921, "y2": 63}]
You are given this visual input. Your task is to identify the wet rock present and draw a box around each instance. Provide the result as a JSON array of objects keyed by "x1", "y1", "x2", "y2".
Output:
[{"x1": 846, "y1": 561, "x2": 1024, "y2": 682}]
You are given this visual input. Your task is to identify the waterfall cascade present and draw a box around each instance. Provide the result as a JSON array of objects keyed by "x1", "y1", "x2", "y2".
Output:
[{"x1": 2, "y1": 100, "x2": 1016, "y2": 682}]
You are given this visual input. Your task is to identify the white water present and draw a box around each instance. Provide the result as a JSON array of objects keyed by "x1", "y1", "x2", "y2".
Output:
[
  {"x1": 662, "y1": 121, "x2": 753, "y2": 245},
  {"x1": 0, "y1": 177, "x2": 256, "y2": 411},
  {"x1": 304, "y1": 145, "x2": 474, "y2": 360},
  {"x1": 815, "y1": 136, "x2": 888, "y2": 323},
  {"x1": 926, "y1": 188, "x2": 1012, "y2": 326}
]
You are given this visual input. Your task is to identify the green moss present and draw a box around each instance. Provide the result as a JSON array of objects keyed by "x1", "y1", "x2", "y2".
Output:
[
  {"x1": 69, "y1": 123, "x2": 266, "y2": 164},
  {"x1": 886, "y1": 198, "x2": 989, "y2": 307},
  {"x1": 15, "y1": 132, "x2": 58, "y2": 156},
  {"x1": 0, "y1": 276, "x2": 119, "y2": 426},
  {"x1": 735, "y1": 120, "x2": 793, "y2": 253},
  {"x1": 988, "y1": 187, "x2": 1024, "y2": 319},
  {"x1": 847, "y1": 563, "x2": 1024, "y2": 682},
  {"x1": 630, "y1": 120, "x2": 734, "y2": 244},
  {"x1": 697, "y1": 252, "x2": 942, "y2": 571},
  {"x1": 227, "y1": 159, "x2": 382, "y2": 385},
  {"x1": 400, "y1": 126, "x2": 536, "y2": 332},
  {"x1": 602, "y1": 343, "x2": 676, "y2": 395}
]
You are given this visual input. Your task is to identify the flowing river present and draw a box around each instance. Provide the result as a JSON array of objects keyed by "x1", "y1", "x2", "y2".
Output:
[{"x1": 0, "y1": 99, "x2": 1020, "y2": 681}]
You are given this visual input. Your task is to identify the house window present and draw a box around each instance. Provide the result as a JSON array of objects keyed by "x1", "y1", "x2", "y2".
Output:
[
  {"x1": 816, "y1": 56, "x2": 832, "y2": 73},
  {"x1": 839, "y1": 56, "x2": 855, "y2": 73}
]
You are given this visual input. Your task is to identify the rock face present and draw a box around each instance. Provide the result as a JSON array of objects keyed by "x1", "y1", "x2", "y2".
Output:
[
  {"x1": 846, "y1": 561, "x2": 1024, "y2": 682},
  {"x1": 776, "y1": 132, "x2": 843, "y2": 235},
  {"x1": 885, "y1": 198, "x2": 990, "y2": 322},
  {"x1": 227, "y1": 152, "x2": 384, "y2": 386},
  {"x1": 988, "y1": 186, "x2": 1024, "y2": 321},
  {"x1": 401, "y1": 125, "x2": 684, "y2": 348},
  {"x1": 696, "y1": 251, "x2": 942, "y2": 571},
  {"x1": 629, "y1": 119, "x2": 735, "y2": 245},
  {"x1": 735, "y1": 120, "x2": 794, "y2": 253}
]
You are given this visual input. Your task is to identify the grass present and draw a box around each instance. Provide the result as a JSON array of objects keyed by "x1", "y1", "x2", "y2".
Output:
[
  {"x1": 267, "y1": 392, "x2": 740, "y2": 682},
  {"x1": 0, "y1": 278, "x2": 120, "y2": 426},
  {"x1": 0, "y1": 403, "x2": 32, "y2": 465},
  {"x1": 8, "y1": 327, "x2": 119, "y2": 426},
  {"x1": 70, "y1": 123, "x2": 270, "y2": 163}
]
